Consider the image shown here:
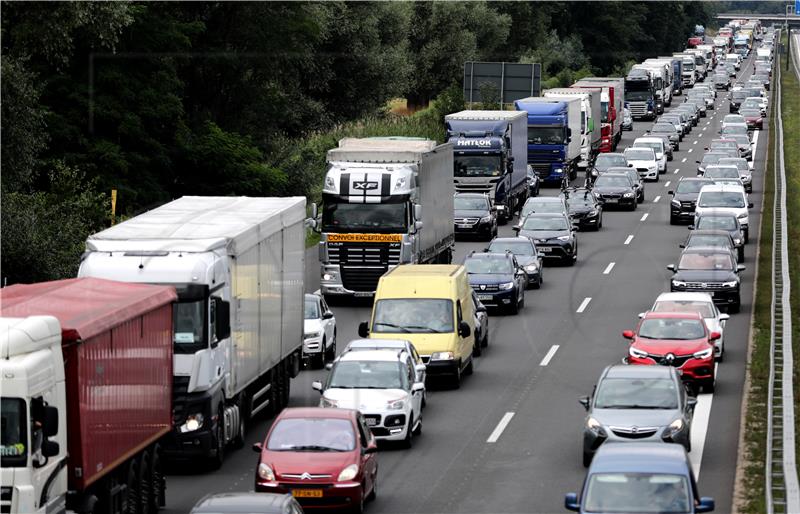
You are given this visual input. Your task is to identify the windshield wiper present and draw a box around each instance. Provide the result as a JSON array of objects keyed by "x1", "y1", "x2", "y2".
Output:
[
  {"x1": 601, "y1": 404, "x2": 661, "y2": 409},
  {"x1": 284, "y1": 445, "x2": 346, "y2": 452},
  {"x1": 373, "y1": 322, "x2": 411, "y2": 333},
  {"x1": 402, "y1": 325, "x2": 439, "y2": 333}
]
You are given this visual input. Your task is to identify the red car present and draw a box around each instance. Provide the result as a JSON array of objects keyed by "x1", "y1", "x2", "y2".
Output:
[
  {"x1": 254, "y1": 408, "x2": 378, "y2": 512},
  {"x1": 739, "y1": 109, "x2": 763, "y2": 130},
  {"x1": 623, "y1": 312, "x2": 719, "y2": 394}
]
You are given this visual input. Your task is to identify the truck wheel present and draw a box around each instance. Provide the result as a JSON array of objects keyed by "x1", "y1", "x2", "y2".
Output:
[
  {"x1": 123, "y1": 458, "x2": 139, "y2": 514},
  {"x1": 150, "y1": 445, "x2": 165, "y2": 511},
  {"x1": 138, "y1": 451, "x2": 153, "y2": 514},
  {"x1": 209, "y1": 406, "x2": 225, "y2": 470},
  {"x1": 232, "y1": 403, "x2": 246, "y2": 450}
]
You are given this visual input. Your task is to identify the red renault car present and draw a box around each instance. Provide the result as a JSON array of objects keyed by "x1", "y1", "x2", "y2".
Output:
[
  {"x1": 254, "y1": 407, "x2": 378, "y2": 512},
  {"x1": 623, "y1": 312, "x2": 718, "y2": 395}
]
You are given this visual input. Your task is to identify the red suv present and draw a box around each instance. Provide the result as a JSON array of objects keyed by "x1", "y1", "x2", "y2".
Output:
[
  {"x1": 254, "y1": 407, "x2": 378, "y2": 512},
  {"x1": 623, "y1": 312, "x2": 719, "y2": 394}
]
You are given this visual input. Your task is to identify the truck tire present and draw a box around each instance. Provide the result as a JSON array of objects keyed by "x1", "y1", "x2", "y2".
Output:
[
  {"x1": 123, "y1": 458, "x2": 140, "y2": 514},
  {"x1": 209, "y1": 406, "x2": 225, "y2": 470},
  {"x1": 232, "y1": 401, "x2": 246, "y2": 450},
  {"x1": 282, "y1": 365, "x2": 291, "y2": 408},
  {"x1": 138, "y1": 451, "x2": 153, "y2": 514},
  {"x1": 150, "y1": 445, "x2": 165, "y2": 511}
]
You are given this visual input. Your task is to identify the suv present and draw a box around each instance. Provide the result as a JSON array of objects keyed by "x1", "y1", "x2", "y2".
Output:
[
  {"x1": 453, "y1": 192, "x2": 497, "y2": 240},
  {"x1": 314, "y1": 349, "x2": 424, "y2": 447},
  {"x1": 561, "y1": 187, "x2": 604, "y2": 230},
  {"x1": 695, "y1": 184, "x2": 753, "y2": 242},
  {"x1": 487, "y1": 236, "x2": 544, "y2": 288},
  {"x1": 669, "y1": 177, "x2": 714, "y2": 224},
  {"x1": 624, "y1": 147, "x2": 659, "y2": 181},
  {"x1": 464, "y1": 252, "x2": 527, "y2": 314},
  {"x1": 668, "y1": 247, "x2": 745, "y2": 313},
  {"x1": 515, "y1": 213, "x2": 577, "y2": 265}
]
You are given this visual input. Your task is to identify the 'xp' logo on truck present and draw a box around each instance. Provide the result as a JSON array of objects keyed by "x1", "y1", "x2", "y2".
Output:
[{"x1": 353, "y1": 181, "x2": 379, "y2": 191}]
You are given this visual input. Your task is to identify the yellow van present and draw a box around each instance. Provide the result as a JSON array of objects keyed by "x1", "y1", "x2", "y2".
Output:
[{"x1": 357, "y1": 264, "x2": 475, "y2": 388}]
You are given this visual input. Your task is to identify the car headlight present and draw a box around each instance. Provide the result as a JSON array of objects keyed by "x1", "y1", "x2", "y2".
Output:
[
  {"x1": 629, "y1": 346, "x2": 649, "y2": 359},
  {"x1": 721, "y1": 280, "x2": 739, "y2": 288},
  {"x1": 179, "y1": 413, "x2": 204, "y2": 433},
  {"x1": 338, "y1": 464, "x2": 359, "y2": 482},
  {"x1": 668, "y1": 418, "x2": 685, "y2": 432},
  {"x1": 258, "y1": 463, "x2": 275, "y2": 481},
  {"x1": 525, "y1": 264, "x2": 538, "y2": 272},
  {"x1": 498, "y1": 281, "x2": 515, "y2": 290},
  {"x1": 693, "y1": 347, "x2": 713, "y2": 360},
  {"x1": 671, "y1": 199, "x2": 681, "y2": 207},
  {"x1": 737, "y1": 213, "x2": 748, "y2": 219},
  {"x1": 321, "y1": 396, "x2": 339, "y2": 408},
  {"x1": 556, "y1": 235, "x2": 571, "y2": 241},
  {"x1": 588, "y1": 209, "x2": 598, "y2": 216},
  {"x1": 431, "y1": 351, "x2": 455, "y2": 361},
  {"x1": 387, "y1": 398, "x2": 406, "y2": 410},
  {"x1": 672, "y1": 280, "x2": 687, "y2": 287},
  {"x1": 586, "y1": 417, "x2": 602, "y2": 430},
  {"x1": 623, "y1": 192, "x2": 634, "y2": 198},
  {"x1": 554, "y1": 168, "x2": 564, "y2": 174},
  {"x1": 480, "y1": 215, "x2": 493, "y2": 223},
  {"x1": 305, "y1": 331, "x2": 321, "y2": 340},
  {"x1": 733, "y1": 238, "x2": 742, "y2": 245}
]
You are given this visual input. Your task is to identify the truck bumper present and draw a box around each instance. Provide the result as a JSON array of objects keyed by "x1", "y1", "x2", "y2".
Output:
[
  {"x1": 320, "y1": 264, "x2": 379, "y2": 298},
  {"x1": 162, "y1": 427, "x2": 215, "y2": 459}
]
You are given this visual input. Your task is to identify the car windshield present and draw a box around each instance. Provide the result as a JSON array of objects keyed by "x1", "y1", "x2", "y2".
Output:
[
  {"x1": 454, "y1": 196, "x2": 489, "y2": 211},
  {"x1": 701, "y1": 154, "x2": 724, "y2": 166},
  {"x1": 652, "y1": 124, "x2": 675, "y2": 133},
  {"x1": 638, "y1": 318, "x2": 707, "y2": 339},
  {"x1": 595, "y1": 154, "x2": 627, "y2": 170},
  {"x1": 1, "y1": 398, "x2": 27, "y2": 468},
  {"x1": 698, "y1": 191, "x2": 745, "y2": 208},
  {"x1": 594, "y1": 378, "x2": 679, "y2": 409},
  {"x1": 732, "y1": 91, "x2": 748, "y2": 100},
  {"x1": 687, "y1": 234, "x2": 731, "y2": 248},
  {"x1": 584, "y1": 473, "x2": 691, "y2": 513},
  {"x1": 465, "y1": 257, "x2": 514, "y2": 275},
  {"x1": 743, "y1": 99, "x2": 762, "y2": 108},
  {"x1": 678, "y1": 253, "x2": 734, "y2": 271},
  {"x1": 595, "y1": 176, "x2": 631, "y2": 188},
  {"x1": 719, "y1": 159, "x2": 748, "y2": 171},
  {"x1": 740, "y1": 109, "x2": 761, "y2": 117},
  {"x1": 267, "y1": 418, "x2": 355, "y2": 452},
  {"x1": 454, "y1": 155, "x2": 503, "y2": 178},
  {"x1": 488, "y1": 241, "x2": 534, "y2": 255},
  {"x1": 724, "y1": 116, "x2": 745, "y2": 124},
  {"x1": 328, "y1": 360, "x2": 408, "y2": 390},
  {"x1": 372, "y1": 299, "x2": 454, "y2": 334},
  {"x1": 569, "y1": 193, "x2": 597, "y2": 207},
  {"x1": 624, "y1": 149, "x2": 654, "y2": 161},
  {"x1": 522, "y1": 216, "x2": 569, "y2": 231},
  {"x1": 654, "y1": 300, "x2": 715, "y2": 318},
  {"x1": 322, "y1": 202, "x2": 407, "y2": 233},
  {"x1": 697, "y1": 216, "x2": 737, "y2": 231},
  {"x1": 705, "y1": 167, "x2": 740, "y2": 179},
  {"x1": 675, "y1": 180, "x2": 707, "y2": 194},
  {"x1": 304, "y1": 297, "x2": 320, "y2": 320},
  {"x1": 721, "y1": 125, "x2": 748, "y2": 136},
  {"x1": 522, "y1": 200, "x2": 563, "y2": 216},
  {"x1": 634, "y1": 143, "x2": 662, "y2": 155}
]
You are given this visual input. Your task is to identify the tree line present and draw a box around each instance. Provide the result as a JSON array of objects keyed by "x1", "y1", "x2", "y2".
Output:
[{"x1": 2, "y1": 1, "x2": 715, "y2": 284}]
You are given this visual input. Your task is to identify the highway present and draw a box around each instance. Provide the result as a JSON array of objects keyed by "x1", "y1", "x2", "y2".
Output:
[{"x1": 164, "y1": 48, "x2": 769, "y2": 513}]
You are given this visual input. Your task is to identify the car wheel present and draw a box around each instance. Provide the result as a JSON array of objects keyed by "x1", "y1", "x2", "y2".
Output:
[
  {"x1": 670, "y1": 216, "x2": 678, "y2": 225},
  {"x1": 472, "y1": 340, "x2": 482, "y2": 357},
  {"x1": 314, "y1": 342, "x2": 325, "y2": 369},
  {"x1": 638, "y1": 191, "x2": 644, "y2": 204},
  {"x1": 509, "y1": 295, "x2": 519, "y2": 315},
  {"x1": 451, "y1": 363, "x2": 462, "y2": 389},
  {"x1": 401, "y1": 417, "x2": 414, "y2": 449},
  {"x1": 518, "y1": 291, "x2": 525, "y2": 310},
  {"x1": 532, "y1": 276, "x2": 541, "y2": 289},
  {"x1": 413, "y1": 416, "x2": 422, "y2": 436},
  {"x1": 352, "y1": 487, "x2": 365, "y2": 514},
  {"x1": 583, "y1": 450, "x2": 593, "y2": 468},
  {"x1": 596, "y1": 215, "x2": 602, "y2": 230},
  {"x1": 481, "y1": 329, "x2": 489, "y2": 348},
  {"x1": 703, "y1": 378, "x2": 716, "y2": 394},
  {"x1": 208, "y1": 406, "x2": 225, "y2": 470},
  {"x1": 464, "y1": 357, "x2": 474, "y2": 376},
  {"x1": 653, "y1": 173, "x2": 659, "y2": 183},
  {"x1": 716, "y1": 345, "x2": 724, "y2": 363},
  {"x1": 729, "y1": 300, "x2": 741, "y2": 314},
  {"x1": 366, "y1": 476, "x2": 377, "y2": 502},
  {"x1": 738, "y1": 247, "x2": 745, "y2": 262},
  {"x1": 629, "y1": 201, "x2": 637, "y2": 212},
  {"x1": 675, "y1": 144, "x2": 680, "y2": 151}
]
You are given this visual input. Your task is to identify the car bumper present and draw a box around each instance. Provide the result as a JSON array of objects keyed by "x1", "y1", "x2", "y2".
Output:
[
  {"x1": 533, "y1": 242, "x2": 574, "y2": 259},
  {"x1": 583, "y1": 424, "x2": 691, "y2": 455},
  {"x1": 629, "y1": 355, "x2": 715, "y2": 383},
  {"x1": 599, "y1": 195, "x2": 637, "y2": 207},
  {"x1": 671, "y1": 284, "x2": 740, "y2": 307},
  {"x1": 421, "y1": 357, "x2": 461, "y2": 378},
  {"x1": 256, "y1": 481, "x2": 364, "y2": 509},
  {"x1": 472, "y1": 288, "x2": 517, "y2": 308},
  {"x1": 670, "y1": 205, "x2": 696, "y2": 220},
  {"x1": 637, "y1": 168, "x2": 658, "y2": 180},
  {"x1": 361, "y1": 411, "x2": 410, "y2": 440},
  {"x1": 574, "y1": 214, "x2": 601, "y2": 229},
  {"x1": 454, "y1": 222, "x2": 494, "y2": 237}
]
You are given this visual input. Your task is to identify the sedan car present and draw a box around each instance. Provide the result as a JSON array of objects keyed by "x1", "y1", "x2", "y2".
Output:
[
  {"x1": 704, "y1": 164, "x2": 742, "y2": 185},
  {"x1": 718, "y1": 157, "x2": 752, "y2": 192},
  {"x1": 605, "y1": 167, "x2": 644, "y2": 203},
  {"x1": 515, "y1": 213, "x2": 577, "y2": 265},
  {"x1": 624, "y1": 311, "x2": 718, "y2": 394},
  {"x1": 676, "y1": 103, "x2": 700, "y2": 126},
  {"x1": 721, "y1": 114, "x2": 745, "y2": 129},
  {"x1": 579, "y1": 365, "x2": 695, "y2": 466},
  {"x1": 669, "y1": 177, "x2": 715, "y2": 224},
  {"x1": 191, "y1": 493, "x2": 303, "y2": 514},
  {"x1": 659, "y1": 114, "x2": 687, "y2": 139},
  {"x1": 706, "y1": 139, "x2": 740, "y2": 158},
  {"x1": 742, "y1": 96, "x2": 767, "y2": 117},
  {"x1": 624, "y1": 147, "x2": 658, "y2": 181},
  {"x1": 561, "y1": 187, "x2": 604, "y2": 230},
  {"x1": 649, "y1": 292, "x2": 730, "y2": 361},
  {"x1": 713, "y1": 72, "x2": 730, "y2": 90},
  {"x1": 464, "y1": 251, "x2": 527, "y2": 313},
  {"x1": 565, "y1": 443, "x2": 715, "y2": 514},
  {"x1": 592, "y1": 173, "x2": 638, "y2": 210},
  {"x1": 668, "y1": 247, "x2": 745, "y2": 313},
  {"x1": 729, "y1": 89, "x2": 748, "y2": 113},
  {"x1": 254, "y1": 408, "x2": 378, "y2": 511},
  {"x1": 594, "y1": 153, "x2": 628, "y2": 173},
  {"x1": 487, "y1": 236, "x2": 544, "y2": 288},
  {"x1": 453, "y1": 192, "x2": 497, "y2": 240},
  {"x1": 304, "y1": 293, "x2": 337, "y2": 369}
]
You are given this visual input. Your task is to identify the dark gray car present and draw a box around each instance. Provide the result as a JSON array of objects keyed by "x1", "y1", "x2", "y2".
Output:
[
  {"x1": 514, "y1": 213, "x2": 577, "y2": 265},
  {"x1": 487, "y1": 236, "x2": 545, "y2": 288},
  {"x1": 191, "y1": 493, "x2": 303, "y2": 514},
  {"x1": 579, "y1": 364, "x2": 695, "y2": 467}
]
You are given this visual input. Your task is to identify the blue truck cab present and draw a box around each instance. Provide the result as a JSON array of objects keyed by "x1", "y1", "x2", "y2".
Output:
[{"x1": 514, "y1": 98, "x2": 581, "y2": 185}]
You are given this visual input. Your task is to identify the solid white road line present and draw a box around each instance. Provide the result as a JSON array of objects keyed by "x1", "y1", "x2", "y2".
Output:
[
  {"x1": 664, "y1": 181, "x2": 671, "y2": 188},
  {"x1": 576, "y1": 297, "x2": 592, "y2": 313},
  {"x1": 750, "y1": 130, "x2": 760, "y2": 169},
  {"x1": 624, "y1": 235, "x2": 634, "y2": 245},
  {"x1": 654, "y1": 195, "x2": 661, "y2": 203},
  {"x1": 539, "y1": 345, "x2": 560, "y2": 366},
  {"x1": 689, "y1": 363, "x2": 718, "y2": 478},
  {"x1": 487, "y1": 412, "x2": 515, "y2": 443},
  {"x1": 640, "y1": 213, "x2": 649, "y2": 222},
  {"x1": 603, "y1": 262, "x2": 615, "y2": 275}
]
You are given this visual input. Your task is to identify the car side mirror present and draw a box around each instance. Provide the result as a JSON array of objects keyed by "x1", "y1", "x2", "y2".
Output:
[
  {"x1": 688, "y1": 225, "x2": 695, "y2": 230},
  {"x1": 252, "y1": 442, "x2": 263, "y2": 453},
  {"x1": 622, "y1": 330, "x2": 635, "y2": 340},
  {"x1": 687, "y1": 397, "x2": 698, "y2": 409},
  {"x1": 696, "y1": 160, "x2": 701, "y2": 164},
  {"x1": 578, "y1": 396, "x2": 590, "y2": 410},
  {"x1": 748, "y1": 201, "x2": 754, "y2": 208},
  {"x1": 628, "y1": 163, "x2": 634, "y2": 167},
  {"x1": 720, "y1": 313, "x2": 730, "y2": 321},
  {"x1": 322, "y1": 311, "x2": 334, "y2": 320},
  {"x1": 312, "y1": 381, "x2": 323, "y2": 392},
  {"x1": 679, "y1": 243, "x2": 686, "y2": 248},
  {"x1": 415, "y1": 363, "x2": 427, "y2": 374},
  {"x1": 667, "y1": 264, "x2": 676, "y2": 271},
  {"x1": 364, "y1": 442, "x2": 378, "y2": 454},
  {"x1": 325, "y1": 362, "x2": 333, "y2": 371},
  {"x1": 415, "y1": 220, "x2": 424, "y2": 231},
  {"x1": 537, "y1": 252, "x2": 546, "y2": 258},
  {"x1": 709, "y1": 331, "x2": 721, "y2": 341},
  {"x1": 512, "y1": 226, "x2": 520, "y2": 233},
  {"x1": 737, "y1": 264, "x2": 746, "y2": 272},
  {"x1": 565, "y1": 493, "x2": 580, "y2": 512},
  {"x1": 458, "y1": 321, "x2": 471, "y2": 338},
  {"x1": 358, "y1": 321, "x2": 369, "y2": 338},
  {"x1": 412, "y1": 382, "x2": 425, "y2": 393},
  {"x1": 637, "y1": 312, "x2": 645, "y2": 319},
  {"x1": 696, "y1": 497, "x2": 715, "y2": 513},
  {"x1": 668, "y1": 190, "x2": 674, "y2": 195}
]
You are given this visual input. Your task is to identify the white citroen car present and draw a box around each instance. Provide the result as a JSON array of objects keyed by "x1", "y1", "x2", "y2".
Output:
[{"x1": 645, "y1": 292, "x2": 730, "y2": 361}]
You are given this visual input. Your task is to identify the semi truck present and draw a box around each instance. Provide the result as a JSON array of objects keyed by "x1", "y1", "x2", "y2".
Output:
[
  {"x1": 315, "y1": 138, "x2": 454, "y2": 298},
  {"x1": 632, "y1": 64, "x2": 668, "y2": 112},
  {"x1": 514, "y1": 97, "x2": 581, "y2": 185},
  {"x1": 0, "y1": 278, "x2": 175, "y2": 514},
  {"x1": 674, "y1": 53, "x2": 697, "y2": 87},
  {"x1": 624, "y1": 68, "x2": 657, "y2": 120},
  {"x1": 657, "y1": 57, "x2": 684, "y2": 96},
  {"x1": 643, "y1": 59, "x2": 675, "y2": 105},
  {"x1": 445, "y1": 111, "x2": 529, "y2": 221},
  {"x1": 573, "y1": 77, "x2": 625, "y2": 148},
  {"x1": 543, "y1": 88, "x2": 601, "y2": 169},
  {"x1": 78, "y1": 196, "x2": 306, "y2": 468}
]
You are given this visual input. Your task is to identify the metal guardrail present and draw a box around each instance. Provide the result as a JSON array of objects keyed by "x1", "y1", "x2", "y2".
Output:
[{"x1": 765, "y1": 28, "x2": 800, "y2": 514}]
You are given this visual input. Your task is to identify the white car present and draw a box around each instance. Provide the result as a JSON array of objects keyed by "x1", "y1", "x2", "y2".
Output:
[
  {"x1": 314, "y1": 349, "x2": 424, "y2": 447},
  {"x1": 624, "y1": 147, "x2": 659, "y2": 181},
  {"x1": 695, "y1": 184, "x2": 754, "y2": 242},
  {"x1": 343, "y1": 338, "x2": 427, "y2": 402},
  {"x1": 722, "y1": 114, "x2": 746, "y2": 129},
  {"x1": 632, "y1": 137, "x2": 668, "y2": 174},
  {"x1": 304, "y1": 293, "x2": 337, "y2": 368},
  {"x1": 718, "y1": 157, "x2": 752, "y2": 192},
  {"x1": 645, "y1": 292, "x2": 730, "y2": 361}
]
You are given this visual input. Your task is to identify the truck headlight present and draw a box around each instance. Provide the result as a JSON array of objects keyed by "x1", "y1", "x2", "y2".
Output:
[
  {"x1": 338, "y1": 464, "x2": 359, "y2": 482},
  {"x1": 387, "y1": 398, "x2": 406, "y2": 410},
  {"x1": 733, "y1": 238, "x2": 742, "y2": 245},
  {"x1": 693, "y1": 347, "x2": 713, "y2": 360},
  {"x1": 554, "y1": 168, "x2": 564, "y2": 175},
  {"x1": 629, "y1": 346, "x2": 649, "y2": 359},
  {"x1": 258, "y1": 463, "x2": 275, "y2": 481},
  {"x1": 498, "y1": 281, "x2": 515, "y2": 290},
  {"x1": 179, "y1": 413, "x2": 204, "y2": 433},
  {"x1": 431, "y1": 352, "x2": 455, "y2": 361}
]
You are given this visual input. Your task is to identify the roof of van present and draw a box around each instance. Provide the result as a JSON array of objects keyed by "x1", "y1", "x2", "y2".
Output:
[{"x1": 377, "y1": 265, "x2": 464, "y2": 298}]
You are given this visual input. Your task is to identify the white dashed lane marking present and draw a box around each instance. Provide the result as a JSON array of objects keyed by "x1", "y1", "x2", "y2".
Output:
[
  {"x1": 624, "y1": 235, "x2": 634, "y2": 245},
  {"x1": 603, "y1": 262, "x2": 616, "y2": 275},
  {"x1": 640, "y1": 213, "x2": 649, "y2": 222},
  {"x1": 487, "y1": 412, "x2": 515, "y2": 443},
  {"x1": 539, "y1": 345, "x2": 560, "y2": 366},
  {"x1": 654, "y1": 195, "x2": 661, "y2": 203},
  {"x1": 576, "y1": 297, "x2": 592, "y2": 313}
]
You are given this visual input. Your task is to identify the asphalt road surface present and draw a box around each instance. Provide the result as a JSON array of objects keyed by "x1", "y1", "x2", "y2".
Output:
[{"x1": 165, "y1": 48, "x2": 770, "y2": 514}]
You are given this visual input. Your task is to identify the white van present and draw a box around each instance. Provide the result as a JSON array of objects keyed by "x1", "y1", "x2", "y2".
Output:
[{"x1": 695, "y1": 183, "x2": 754, "y2": 241}]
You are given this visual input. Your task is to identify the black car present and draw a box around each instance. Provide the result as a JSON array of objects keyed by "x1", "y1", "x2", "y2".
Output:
[
  {"x1": 668, "y1": 177, "x2": 714, "y2": 224},
  {"x1": 605, "y1": 167, "x2": 644, "y2": 204},
  {"x1": 681, "y1": 229, "x2": 741, "y2": 262},
  {"x1": 729, "y1": 89, "x2": 748, "y2": 113},
  {"x1": 487, "y1": 236, "x2": 545, "y2": 288},
  {"x1": 561, "y1": 187, "x2": 603, "y2": 231},
  {"x1": 690, "y1": 212, "x2": 746, "y2": 261},
  {"x1": 464, "y1": 252, "x2": 527, "y2": 314},
  {"x1": 453, "y1": 192, "x2": 497, "y2": 240},
  {"x1": 191, "y1": 493, "x2": 302, "y2": 514},
  {"x1": 649, "y1": 123, "x2": 680, "y2": 151},
  {"x1": 592, "y1": 173, "x2": 638, "y2": 211},
  {"x1": 514, "y1": 213, "x2": 577, "y2": 265},
  {"x1": 526, "y1": 164, "x2": 541, "y2": 198},
  {"x1": 668, "y1": 248, "x2": 745, "y2": 313}
]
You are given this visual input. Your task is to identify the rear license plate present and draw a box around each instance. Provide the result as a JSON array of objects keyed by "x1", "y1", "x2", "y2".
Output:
[
  {"x1": 478, "y1": 294, "x2": 492, "y2": 301},
  {"x1": 538, "y1": 247, "x2": 552, "y2": 253},
  {"x1": 292, "y1": 489, "x2": 323, "y2": 498},
  {"x1": 365, "y1": 418, "x2": 378, "y2": 426}
]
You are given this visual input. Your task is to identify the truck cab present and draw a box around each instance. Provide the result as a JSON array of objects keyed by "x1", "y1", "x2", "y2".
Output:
[
  {"x1": 625, "y1": 68, "x2": 657, "y2": 120},
  {"x1": 514, "y1": 97, "x2": 581, "y2": 185}
]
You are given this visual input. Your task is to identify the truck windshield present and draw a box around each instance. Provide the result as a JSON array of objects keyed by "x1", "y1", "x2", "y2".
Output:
[
  {"x1": 454, "y1": 155, "x2": 502, "y2": 177},
  {"x1": 527, "y1": 127, "x2": 566, "y2": 145},
  {"x1": 372, "y1": 299, "x2": 454, "y2": 334},
  {"x1": 1, "y1": 398, "x2": 27, "y2": 467},
  {"x1": 174, "y1": 300, "x2": 205, "y2": 347},
  {"x1": 322, "y1": 202, "x2": 407, "y2": 233},
  {"x1": 625, "y1": 90, "x2": 652, "y2": 101}
]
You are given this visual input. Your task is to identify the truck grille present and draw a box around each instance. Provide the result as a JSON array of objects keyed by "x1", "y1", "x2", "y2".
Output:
[
  {"x1": 327, "y1": 242, "x2": 400, "y2": 266},
  {"x1": 341, "y1": 266, "x2": 387, "y2": 292},
  {"x1": 172, "y1": 375, "x2": 191, "y2": 424},
  {"x1": 1, "y1": 487, "x2": 11, "y2": 514},
  {"x1": 455, "y1": 183, "x2": 493, "y2": 194},
  {"x1": 628, "y1": 102, "x2": 648, "y2": 117}
]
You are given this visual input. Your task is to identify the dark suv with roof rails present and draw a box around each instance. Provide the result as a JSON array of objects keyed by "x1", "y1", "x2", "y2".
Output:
[
  {"x1": 464, "y1": 251, "x2": 527, "y2": 314},
  {"x1": 669, "y1": 177, "x2": 714, "y2": 224}
]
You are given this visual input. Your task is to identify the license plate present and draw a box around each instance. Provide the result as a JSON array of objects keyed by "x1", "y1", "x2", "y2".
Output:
[
  {"x1": 365, "y1": 418, "x2": 378, "y2": 426},
  {"x1": 478, "y1": 294, "x2": 492, "y2": 301},
  {"x1": 292, "y1": 489, "x2": 323, "y2": 498},
  {"x1": 353, "y1": 291, "x2": 373, "y2": 298},
  {"x1": 458, "y1": 224, "x2": 471, "y2": 229},
  {"x1": 605, "y1": 198, "x2": 619, "y2": 204},
  {"x1": 538, "y1": 247, "x2": 552, "y2": 253}
]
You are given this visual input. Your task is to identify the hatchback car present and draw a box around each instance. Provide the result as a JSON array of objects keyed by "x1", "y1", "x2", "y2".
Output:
[
  {"x1": 487, "y1": 236, "x2": 544, "y2": 288},
  {"x1": 254, "y1": 408, "x2": 378, "y2": 511},
  {"x1": 632, "y1": 138, "x2": 668, "y2": 171},
  {"x1": 579, "y1": 365, "x2": 695, "y2": 466},
  {"x1": 191, "y1": 493, "x2": 303, "y2": 514},
  {"x1": 464, "y1": 251, "x2": 527, "y2": 313},
  {"x1": 668, "y1": 247, "x2": 745, "y2": 313},
  {"x1": 624, "y1": 311, "x2": 718, "y2": 394},
  {"x1": 706, "y1": 139, "x2": 740, "y2": 158},
  {"x1": 453, "y1": 192, "x2": 497, "y2": 240},
  {"x1": 515, "y1": 213, "x2": 577, "y2": 265},
  {"x1": 721, "y1": 114, "x2": 745, "y2": 129},
  {"x1": 649, "y1": 292, "x2": 730, "y2": 361},
  {"x1": 726, "y1": 134, "x2": 753, "y2": 162},
  {"x1": 669, "y1": 177, "x2": 715, "y2": 224},
  {"x1": 561, "y1": 187, "x2": 604, "y2": 230},
  {"x1": 703, "y1": 165, "x2": 741, "y2": 184},
  {"x1": 304, "y1": 293, "x2": 337, "y2": 369},
  {"x1": 592, "y1": 173, "x2": 638, "y2": 210},
  {"x1": 565, "y1": 443, "x2": 715, "y2": 514},
  {"x1": 624, "y1": 147, "x2": 658, "y2": 181}
]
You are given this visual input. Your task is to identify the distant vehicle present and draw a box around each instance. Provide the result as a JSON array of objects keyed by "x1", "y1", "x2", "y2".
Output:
[
  {"x1": 579, "y1": 365, "x2": 694, "y2": 466},
  {"x1": 649, "y1": 122, "x2": 681, "y2": 151},
  {"x1": 696, "y1": 152, "x2": 731, "y2": 175},
  {"x1": 668, "y1": 247, "x2": 745, "y2": 314},
  {"x1": 564, "y1": 443, "x2": 715, "y2": 513},
  {"x1": 648, "y1": 292, "x2": 730, "y2": 361},
  {"x1": 304, "y1": 293, "x2": 337, "y2": 368},
  {"x1": 726, "y1": 134, "x2": 754, "y2": 162},
  {"x1": 253, "y1": 408, "x2": 378, "y2": 511},
  {"x1": 190, "y1": 493, "x2": 302, "y2": 514},
  {"x1": 527, "y1": 164, "x2": 541, "y2": 197},
  {"x1": 622, "y1": 107, "x2": 633, "y2": 130},
  {"x1": 464, "y1": 251, "x2": 527, "y2": 313},
  {"x1": 514, "y1": 213, "x2": 578, "y2": 265},
  {"x1": 487, "y1": 236, "x2": 545, "y2": 288},
  {"x1": 632, "y1": 137, "x2": 668, "y2": 172},
  {"x1": 739, "y1": 108, "x2": 763, "y2": 132},
  {"x1": 453, "y1": 192, "x2": 498, "y2": 240}
]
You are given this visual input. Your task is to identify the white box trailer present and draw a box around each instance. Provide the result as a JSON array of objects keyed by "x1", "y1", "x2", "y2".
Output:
[
  {"x1": 79, "y1": 196, "x2": 306, "y2": 466},
  {"x1": 543, "y1": 88, "x2": 602, "y2": 168}
]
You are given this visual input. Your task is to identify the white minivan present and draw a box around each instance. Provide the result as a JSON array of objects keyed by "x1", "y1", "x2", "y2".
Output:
[{"x1": 695, "y1": 183, "x2": 754, "y2": 242}]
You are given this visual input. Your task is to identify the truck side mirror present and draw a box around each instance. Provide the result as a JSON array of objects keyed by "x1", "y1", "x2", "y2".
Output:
[
  {"x1": 311, "y1": 202, "x2": 318, "y2": 219},
  {"x1": 214, "y1": 298, "x2": 231, "y2": 343},
  {"x1": 414, "y1": 221, "x2": 424, "y2": 231},
  {"x1": 358, "y1": 321, "x2": 369, "y2": 338},
  {"x1": 43, "y1": 405, "x2": 59, "y2": 438},
  {"x1": 414, "y1": 204, "x2": 423, "y2": 220},
  {"x1": 41, "y1": 440, "x2": 60, "y2": 459}
]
